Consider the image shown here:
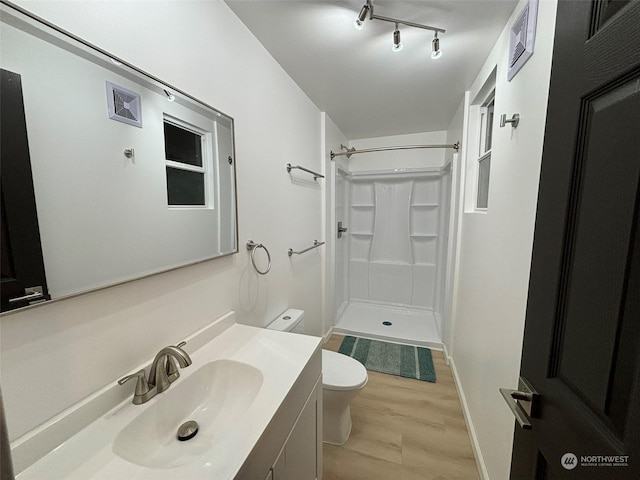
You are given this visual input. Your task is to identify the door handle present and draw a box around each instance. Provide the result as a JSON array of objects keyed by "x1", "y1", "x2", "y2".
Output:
[
  {"x1": 9, "y1": 286, "x2": 44, "y2": 303},
  {"x1": 499, "y1": 377, "x2": 539, "y2": 430},
  {"x1": 337, "y1": 221, "x2": 348, "y2": 238}
]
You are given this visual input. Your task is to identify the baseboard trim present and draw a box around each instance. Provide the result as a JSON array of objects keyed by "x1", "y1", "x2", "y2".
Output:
[
  {"x1": 449, "y1": 356, "x2": 490, "y2": 480},
  {"x1": 442, "y1": 342, "x2": 450, "y2": 366},
  {"x1": 323, "y1": 326, "x2": 335, "y2": 343}
]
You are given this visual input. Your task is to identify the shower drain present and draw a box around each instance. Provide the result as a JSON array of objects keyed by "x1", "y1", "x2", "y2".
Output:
[{"x1": 382, "y1": 321, "x2": 392, "y2": 326}]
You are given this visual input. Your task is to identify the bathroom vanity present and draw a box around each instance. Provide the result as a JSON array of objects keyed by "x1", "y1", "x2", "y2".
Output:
[{"x1": 13, "y1": 312, "x2": 323, "y2": 479}]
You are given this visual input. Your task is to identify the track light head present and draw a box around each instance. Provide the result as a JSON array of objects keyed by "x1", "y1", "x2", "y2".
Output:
[
  {"x1": 354, "y1": 3, "x2": 369, "y2": 30},
  {"x1": 431, "y1": 34, "x2": 442, "y2": 59},
  {"x1": 392, "y1": 24, "x2": 403, "y2": 52},
  {"x1": 163, "y1": 89, "x2": 175, "y2": 101}
]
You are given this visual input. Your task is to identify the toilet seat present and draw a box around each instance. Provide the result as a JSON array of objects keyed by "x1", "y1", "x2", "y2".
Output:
[{"x1": 322, "y1": 350, "x2": 368, "y2": 391}]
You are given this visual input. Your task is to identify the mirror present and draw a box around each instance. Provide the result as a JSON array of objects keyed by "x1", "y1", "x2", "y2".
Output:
[{"x1": 0, "y1": 3, "x2": 238, "y2": 312}]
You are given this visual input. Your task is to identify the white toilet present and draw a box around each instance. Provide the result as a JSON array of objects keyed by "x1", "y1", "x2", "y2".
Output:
[{"x1": 266, "y1": 309, "x2": 368, "y2": 445}]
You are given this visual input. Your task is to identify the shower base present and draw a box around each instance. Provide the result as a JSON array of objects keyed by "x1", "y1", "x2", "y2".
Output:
[{"x1": 333, "y1": 301, "x2": 442, "y2": 350}]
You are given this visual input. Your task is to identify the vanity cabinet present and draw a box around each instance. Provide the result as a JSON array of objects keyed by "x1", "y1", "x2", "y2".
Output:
[
  {"x1": 236, "y1": 348, "x2": 322, "y2": 480},
  {"x1": 11, "y1": 316, "x2": 323, "y2": 480}
]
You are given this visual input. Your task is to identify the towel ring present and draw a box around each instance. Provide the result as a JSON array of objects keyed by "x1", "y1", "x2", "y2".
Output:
[{"x1": 246, "y1": 240, "x2": 271, "y2": 275}]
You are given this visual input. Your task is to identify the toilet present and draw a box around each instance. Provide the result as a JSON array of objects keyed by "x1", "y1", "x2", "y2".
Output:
[{"x1": 266, "y1": 309, "x2": 368, "y2": 445}]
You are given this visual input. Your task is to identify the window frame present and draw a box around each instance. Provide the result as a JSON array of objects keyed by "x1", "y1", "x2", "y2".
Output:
[{"x1": 475, "y1": 92, "x2": 495, "y2": 211}]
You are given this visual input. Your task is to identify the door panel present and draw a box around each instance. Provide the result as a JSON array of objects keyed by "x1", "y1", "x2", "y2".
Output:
[
  {"x1": 557, "y1": 80, "x2": 640, "y2": 416},
  {"x1": 0, "y1": 69, "x2": 49, "y2": 311},
  {"x1": 511, "y1": 1, "x2": 640, "y2": 478}
]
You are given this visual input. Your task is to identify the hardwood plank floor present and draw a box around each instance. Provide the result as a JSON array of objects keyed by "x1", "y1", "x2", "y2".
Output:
[{"x1": 323, "y1": 334, "x2": 480, "y2": 480}]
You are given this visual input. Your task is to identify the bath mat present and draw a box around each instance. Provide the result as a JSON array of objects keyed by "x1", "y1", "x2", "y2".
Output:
[{"x1": 338, "y1": 336, "x2": 436, "y2": 383}]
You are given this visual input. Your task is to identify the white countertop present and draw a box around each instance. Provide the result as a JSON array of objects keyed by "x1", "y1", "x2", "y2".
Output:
[{"x1": 16, "y1": 322, "x2": 322, "y2": 479}]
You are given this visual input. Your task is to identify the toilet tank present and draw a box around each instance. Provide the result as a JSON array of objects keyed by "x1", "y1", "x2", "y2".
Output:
[{"x1": 267, "y1": 309, "x2": 305, "y2": 333}]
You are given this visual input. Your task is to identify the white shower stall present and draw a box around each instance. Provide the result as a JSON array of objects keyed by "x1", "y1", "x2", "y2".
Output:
[{"x1": 333, "y1": 159, "x2": 452, "y2": 349}]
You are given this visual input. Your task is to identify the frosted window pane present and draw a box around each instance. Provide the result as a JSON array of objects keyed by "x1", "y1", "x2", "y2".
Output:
[
  {"x1": 477, "y1": 155, "x2": 490, "y2": 209},
  {"x1": 485, "y1": 100, "x2": 494, "y2": 152},
  {"x1": 164, "y1": 122, "x2": 202, "y2": 167},
  {"x1": 166, "y1": 167, "x2": 205, "y2": 205}
]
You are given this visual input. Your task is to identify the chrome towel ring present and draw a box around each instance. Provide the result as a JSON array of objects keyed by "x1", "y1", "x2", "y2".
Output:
[{"x1": 246, "y1": 240, "x2": 271, "y2": 275}]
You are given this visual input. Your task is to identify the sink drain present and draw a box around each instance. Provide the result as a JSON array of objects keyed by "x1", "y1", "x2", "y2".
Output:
[
  {"x1": 382, "y1": 321, "x2": 392, "y2": 326},
  {"x1": 177, "y1": 420, "x2": 199, "y2": 441}
]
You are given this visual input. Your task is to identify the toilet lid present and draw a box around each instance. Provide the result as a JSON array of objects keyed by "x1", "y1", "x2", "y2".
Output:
[{"x1": 322, "y1": 350, "x2": 368, "y2": 391}]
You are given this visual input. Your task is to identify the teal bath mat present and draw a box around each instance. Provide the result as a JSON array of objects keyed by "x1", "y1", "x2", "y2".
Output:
[{"x1": 338, "y1": 336, "x2": 436, "y2": 383}]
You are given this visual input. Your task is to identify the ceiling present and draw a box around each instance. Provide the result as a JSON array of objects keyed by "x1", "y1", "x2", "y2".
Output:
[{"x1": 226, "y1": 0, "x2": 517, "y2": 140}]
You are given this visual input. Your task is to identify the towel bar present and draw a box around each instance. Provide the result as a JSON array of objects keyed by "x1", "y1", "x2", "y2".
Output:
[{"x1": 288, "y1": 240, "x2": 325, "y2": 257}]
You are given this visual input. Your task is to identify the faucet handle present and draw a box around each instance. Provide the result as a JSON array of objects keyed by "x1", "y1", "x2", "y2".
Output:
[{"x1": 118, "y1": 369, "x2": 150, "y2": 402}]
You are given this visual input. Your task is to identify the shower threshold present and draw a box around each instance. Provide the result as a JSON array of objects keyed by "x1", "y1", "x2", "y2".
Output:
[{"x1": 333, "y1": 301, "x2": 442, "y2": 350}]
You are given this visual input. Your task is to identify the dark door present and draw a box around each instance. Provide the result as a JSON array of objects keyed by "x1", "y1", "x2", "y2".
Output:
[
  {"x1": 508, "y1": 1, "x2": 640, "y2": 478},
  {"x1": 1, "y1": 69, "x2": 49, "y2": 311}
]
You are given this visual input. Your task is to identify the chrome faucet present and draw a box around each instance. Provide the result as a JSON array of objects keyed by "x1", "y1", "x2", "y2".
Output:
[
  {"x1": 118, "y1": 342, "x2": 192, "y2": 404},
  {"x1": 148, "y1": 343, "x2": 192, "y2": 393}
]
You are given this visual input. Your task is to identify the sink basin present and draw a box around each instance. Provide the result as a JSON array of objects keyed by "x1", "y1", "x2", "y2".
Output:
[{"x1": 113, "y1": 359, "x2": 263, "y2": 468}]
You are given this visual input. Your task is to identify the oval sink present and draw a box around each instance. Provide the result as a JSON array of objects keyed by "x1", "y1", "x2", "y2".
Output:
[{"x1": 113, "y1": 359, "x2": 263, "y2": 468}]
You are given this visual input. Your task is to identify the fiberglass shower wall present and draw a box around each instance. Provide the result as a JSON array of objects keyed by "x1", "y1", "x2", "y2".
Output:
[{"x1": 345, "y1": 170, "x2": 451, "y2": 329}]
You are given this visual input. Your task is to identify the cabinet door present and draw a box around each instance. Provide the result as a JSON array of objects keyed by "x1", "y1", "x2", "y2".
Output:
[
  {"x1": 283, "y1": 383, "x2": 319, "y2": 480},
  {"x1": 271, "y1": 445, "x2": 286, "y2": 480}
]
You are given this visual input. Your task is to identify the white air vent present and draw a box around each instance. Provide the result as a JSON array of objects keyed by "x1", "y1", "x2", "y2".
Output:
[
  {"x1": 106, "y1": 81, "x2": 142, "y2": 127},
  {"x1": 510, "y1": 6, "x2": 529, "y2": 67},
  {"x1": 507, "y1": 0, "x2": 538, "y2": 81}
]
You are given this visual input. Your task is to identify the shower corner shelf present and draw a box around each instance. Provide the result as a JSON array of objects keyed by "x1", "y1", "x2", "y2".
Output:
[
  {"x1": 369, "y1": 260, "x2": 413, "y2": 266},
  {"x1": 350, "y1": 232, "x2": 374, "y2": 236}
]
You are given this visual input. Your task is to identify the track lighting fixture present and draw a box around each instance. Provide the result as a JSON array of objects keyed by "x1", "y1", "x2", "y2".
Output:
[
  {"x1": 163, "y1": 89, "x2": 175, "y2": 102},
  {"x1": 353, "y1": 1, "x2": 445, "y2": 59},
  {"x1": 353, "y1": 2, "x2": 370, "y2": 30},
  {"x1": 431, "y1": 33, "x2": 442, "y2": 59},
  {"x1": 392, "y1": 23, "x2": 403, "y2": 52}
]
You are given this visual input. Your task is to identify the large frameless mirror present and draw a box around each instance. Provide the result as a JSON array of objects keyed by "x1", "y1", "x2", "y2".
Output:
[{"x1": 0, "y1": 2, "x2": 238, "y2": 313}]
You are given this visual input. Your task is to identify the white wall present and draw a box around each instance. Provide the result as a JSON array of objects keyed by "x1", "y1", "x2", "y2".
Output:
[
  {"x1": 348, "y1": 131, "x2": 448, "y2": 171},
  {"x1": 449, "y1": 1, "x2": 558, "y2": 478},
  {"x1": 321, "y1": 113, "x2": 348, "y2": 336},
  {"x1": 334, "y1": 171, "x2": 350, "y2": 317},
  {"x1": 443, "y1": 98, "x2": 466, "y2": 351},
  {"x1": 1, "y1": 0, "x2": 323, "y2": 445}
]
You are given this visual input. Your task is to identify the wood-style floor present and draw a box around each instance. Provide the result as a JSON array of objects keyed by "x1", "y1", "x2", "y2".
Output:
[{"x1": 322, "y1": 334, "x2": 480, "y2": 480}]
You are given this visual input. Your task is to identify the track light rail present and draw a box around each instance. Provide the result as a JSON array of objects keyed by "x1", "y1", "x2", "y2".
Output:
[
  {"x1": 330, "y1": 142, "x2": 460, "y2": 160},
  {"x1": 355, "y1": 0, "x2": 445, "y2": 57},
  {"x1": 370, "y1": 13, "x2": 445, "y2": 34}
]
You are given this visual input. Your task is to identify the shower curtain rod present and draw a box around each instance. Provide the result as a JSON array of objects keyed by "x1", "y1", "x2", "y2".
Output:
[{"x1": 330, "y1": 142, "x2": 460, "y2": 160}]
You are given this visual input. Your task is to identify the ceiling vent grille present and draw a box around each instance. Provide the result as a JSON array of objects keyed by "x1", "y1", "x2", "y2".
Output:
[{"x1": 106, "y1": 81, "x2": 142, "y2": 127}]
